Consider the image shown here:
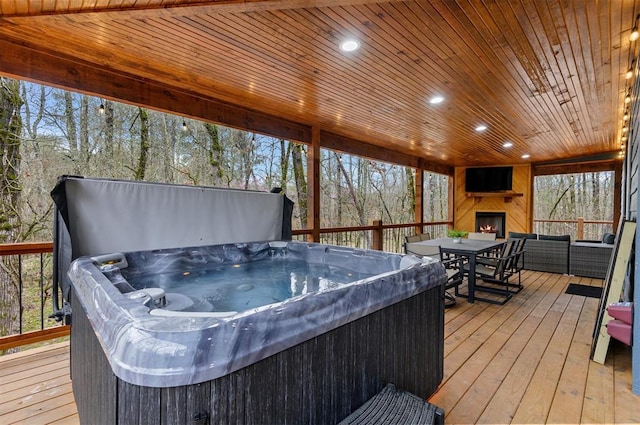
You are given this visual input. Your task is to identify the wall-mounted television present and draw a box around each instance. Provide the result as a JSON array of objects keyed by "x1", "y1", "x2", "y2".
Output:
[{"x1": 465, "y1": 166, "x2": 513, "y2": 192}]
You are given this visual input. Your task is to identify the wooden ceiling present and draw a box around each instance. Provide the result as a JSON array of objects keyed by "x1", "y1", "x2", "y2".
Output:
[{"x1": 0, "y1": 0, "x2": 637, "y2": 169}]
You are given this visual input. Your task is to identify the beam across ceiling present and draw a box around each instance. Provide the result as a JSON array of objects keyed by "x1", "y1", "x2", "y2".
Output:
[
  {"x1": 0, "y1": 37, "x2": 449, "y2": 172},
  {"x1": 0, "y1": 38, "x2": 311, "y2": 144},
  {"x1": 0, "y1": 0, "x2": 407, "y2": 18}
]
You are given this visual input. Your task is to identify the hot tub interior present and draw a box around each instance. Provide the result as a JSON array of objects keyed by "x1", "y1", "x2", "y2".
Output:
[{"x1": 101, "y1": 243, "x2": 378, "y2": 314}]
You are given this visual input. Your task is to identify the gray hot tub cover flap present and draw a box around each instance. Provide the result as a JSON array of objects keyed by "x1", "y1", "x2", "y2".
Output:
[{"x1": 50, "y1": 176, "x2": 293, "y2": 322}]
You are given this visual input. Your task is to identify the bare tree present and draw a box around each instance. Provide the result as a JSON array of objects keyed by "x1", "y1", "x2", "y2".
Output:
[
  {"x1": 204, "y1": 123, "x2": 224, "y2": 184},
  {"x1": 64, "y1": 92, "x2": 78, "y2": 159},
  {"x1": 79, "y1": 96, "x2": 90, "y2": 166},
  {"x1": 406, "y1": 168, "x2": 415, "y2": 218},
  {"x1": 0, "y1": 78, "x2": 23, "y2": 339},
  {"x1": 158, "y1": 115, "x2": 176, "y2": 182},
  {"x1": 291, "y1": 143, "x2": 306, "y2": 229},
  {"x1": 134, "y1": 107, "x2": 149, "y2": 180}
]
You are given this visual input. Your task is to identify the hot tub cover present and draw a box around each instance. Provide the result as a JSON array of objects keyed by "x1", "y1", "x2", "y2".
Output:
[{"x1": 50, "y1": 176, "x2": 293, "y2": 321}]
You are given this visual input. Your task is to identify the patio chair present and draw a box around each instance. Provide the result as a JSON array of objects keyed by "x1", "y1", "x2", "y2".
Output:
[
  {"x1": 404, "y1": 233, "x2": 431, "y2": 255},
  {"x1": 507, "y1": 237, "x2": 526, "y2": 291},
  {"x1": 476, "y1": 236, "x2": 513, "y2": 264},
  {"x1": 468, "y1": 232, "x2": 497, "y2": 241},
  {"x1": 405, "y1": 243, "x2": 463, "y2": 307},
  {"x1": 405, "y1": 233, "x2": 431, "y2": 243},
  {"x1": 464, "y1": 239, "x2": 517, "y2": 305}
]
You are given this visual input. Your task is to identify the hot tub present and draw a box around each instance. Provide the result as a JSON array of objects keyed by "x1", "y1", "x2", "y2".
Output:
[{"x1": 69, "y1": 241, "x2": 445, "y2": 424}]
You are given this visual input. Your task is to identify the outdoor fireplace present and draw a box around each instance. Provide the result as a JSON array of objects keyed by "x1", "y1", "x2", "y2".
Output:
[{"x1": 476, "y1": 212, "x2": 506, "y2": 238}]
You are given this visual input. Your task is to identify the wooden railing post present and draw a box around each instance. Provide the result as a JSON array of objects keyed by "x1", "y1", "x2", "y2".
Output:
[
  {"x1": 577, "y1": 217, "x2": 584, "y2": 240},
  {"x1": 372, "y1": 220, "x2": 383, "y2": 250},
  {"x1": 307, "y1": 127, "x2": 321, "y2": 242},
  {"x1": 415, "y1": 169, "x2": 424, "y2": 234}
]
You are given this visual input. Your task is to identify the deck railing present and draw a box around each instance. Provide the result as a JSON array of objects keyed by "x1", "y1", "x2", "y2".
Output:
[
  {"x1": 0, "y1": 242, "x2": 70, "y2": 352},
  {"x1": 0, "y1": 217, "x2": 610, "y2": 350},
  {"x1": 533, "y1": 217, "x2": 614, "y2": 241},
  {"x1": 292, "y1": 221, "x2": 452, "y2": 252}
]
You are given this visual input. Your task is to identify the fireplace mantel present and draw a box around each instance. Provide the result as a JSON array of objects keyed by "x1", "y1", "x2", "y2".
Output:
[{"x1": 466, "y1": 191, "x2": 524, "y2": 203}]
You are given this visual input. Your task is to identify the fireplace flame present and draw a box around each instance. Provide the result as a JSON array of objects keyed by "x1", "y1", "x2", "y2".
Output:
[{"x1": 480, "y1": 224, "x2": 497, "y2": 233}]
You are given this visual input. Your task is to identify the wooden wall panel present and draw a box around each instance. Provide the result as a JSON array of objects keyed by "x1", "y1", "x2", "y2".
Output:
[
  {"x1": 454, "y1": 165, "x2": 532, "y2": 235},
  {"x1": 626, "y1": 56, "x2": 640, "y2": 395}
]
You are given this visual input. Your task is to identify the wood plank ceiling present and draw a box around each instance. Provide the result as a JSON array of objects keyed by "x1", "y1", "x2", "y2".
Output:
[{"x1": 0, "y1": 0, "x2": 638, "y2": 168}]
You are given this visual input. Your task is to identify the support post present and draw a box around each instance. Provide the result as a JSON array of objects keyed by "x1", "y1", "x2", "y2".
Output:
[
  {"x1": 614, "y1": 159, "x2": 622, "y2": 231},
  {"x1": 307, "y1": 127, "x2": 321, "y2": 242},
  {"x1": 577, "y1": 217, "x2": 584, "y2": 240},
  {"x1": 415, "y1": 169, "x2": 424, "y2": 234},
  {"x1": 448, "y1": 173, "x2": 455, "y2": 230},
  {"x1": 372, "y1": 220, "x2": 383, "y2": 251}
]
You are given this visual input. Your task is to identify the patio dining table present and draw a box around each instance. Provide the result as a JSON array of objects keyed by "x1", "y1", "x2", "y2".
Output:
[{"x1": 406, "y1": 237, "x2": 506, "y2": 303}]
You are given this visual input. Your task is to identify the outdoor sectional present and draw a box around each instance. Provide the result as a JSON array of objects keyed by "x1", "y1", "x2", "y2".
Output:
[{"x1": 508, "y1": 232, "x2": 613, "y2": 278}]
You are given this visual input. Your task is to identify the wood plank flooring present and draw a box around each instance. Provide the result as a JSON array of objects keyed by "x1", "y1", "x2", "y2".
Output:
[
  {"x1": 0, "y1": 342, "x2": 78, "y2": 425},
  {"x1": 0, "y1": 270, "x2": 637, "y2": 424},
  {"x1": 429, "y1": 270, "x2": 639, "y2": 424}
]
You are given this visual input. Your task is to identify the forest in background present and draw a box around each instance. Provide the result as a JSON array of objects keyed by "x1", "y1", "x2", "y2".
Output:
[
  {"x1": 0, "y1": 78, "x2": 614, "y2": 339},
  {"x1": 1, "y1": 78, "x2": 449, "y2": 338},
  {"x1": 14, "y1": 80, "x2": 450, "y2": 242}
]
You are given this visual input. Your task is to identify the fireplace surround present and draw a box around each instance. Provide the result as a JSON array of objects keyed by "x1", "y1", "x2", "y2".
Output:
[{"x1": 475, "y1": 212, "x2": 506, "y2": 238}]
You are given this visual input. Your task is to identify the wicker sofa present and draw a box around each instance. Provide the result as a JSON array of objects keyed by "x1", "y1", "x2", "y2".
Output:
[
  {"x1": 569, "y1": 238, "x2": 614, "y2": 279},
  {"x1": 524, "y1": 236, "x2": 571, "y2": 274},
  {"x1": 508, "y1": 232, "x2": 613, "y2": 278}
]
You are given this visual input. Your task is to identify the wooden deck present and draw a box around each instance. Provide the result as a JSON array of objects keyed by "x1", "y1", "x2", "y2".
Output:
[
  {"x1": 0, "y1": 342, "x2": 77, "y2": 424},
  {"x1": 430, "y1": 270, "x2": 639, "y2": 424},
  {"x1": 0, "y1": 270, "x2": 638, "y2": 424}
]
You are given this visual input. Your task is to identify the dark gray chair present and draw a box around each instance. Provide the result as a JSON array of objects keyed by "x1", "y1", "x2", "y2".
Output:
[
  {"x1": 405, "y1": 243, "x2": 463, "y2": 307},
  {"x1": 464, "y1": 239, "x2": 518, "y2": 305}
]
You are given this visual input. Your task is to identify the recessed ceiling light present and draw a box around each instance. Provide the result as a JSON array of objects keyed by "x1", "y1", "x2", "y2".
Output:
[
  {"x1": 339, "y1": 40, "x2": 360, "y2": 52},
  {"x1": 503, "y1": 141, "x2": 513, "y2": 148},
  {"x1": 521, "y1": 154, "x2": 530, "y2": 159},
  {"x1": 475, "y1": 124, "x2": 488, "y2": 132},
  {"x1": 429, "y1": 95, "x2": 445, "y2": 105}
]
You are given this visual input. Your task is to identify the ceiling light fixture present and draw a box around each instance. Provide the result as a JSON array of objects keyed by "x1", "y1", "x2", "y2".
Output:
[
  {"x1": 521, "y1": 154, "x2": 530, "y2": 159},
  {"x1": 624, "y1": 110, "x2": 629, "y2": 121},
  {"x1": 475, "y1": 124, "x2": 488, "y2": 132},
  {"x1": 502, "y1": 141, "x2": 513, "y2": 148},
  {"x1": 99, "y1": 102, "x2": 105, "y2": 114},
  {"x1": 182, "y1": 120, "x2": 187, "y2": 131},
  {"x1": 339, "y1": 40, "x2": 360, "y2": 52},
  {"x1": 625, "y1": 92, "x2": 631, "y2": 104},
  {"x1": 626, "y1": 66, "x2": 634, "y2": 80},
  {"x1": 622, "y1": 125, "x2": 628, "y2": 133},
  {"x1": 429, "y1": 95, "x2": 445, "y2": 105}
]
